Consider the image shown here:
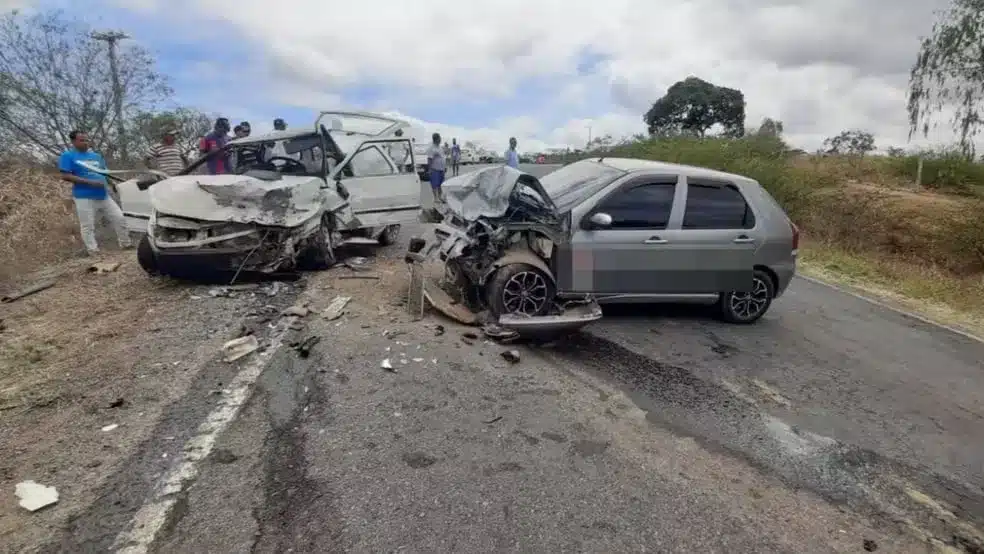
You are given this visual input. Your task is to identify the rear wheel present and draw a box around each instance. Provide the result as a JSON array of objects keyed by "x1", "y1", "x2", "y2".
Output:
[
  {"x1": 137, "y1": 235, "x2": 160, "y2": 276},
  {"x1": 297, "y1": 214, "x2": 337, "y2": 270},
  {"x1": 486, "y1": 263, "x2": 555, "y2": 317},
  {"x1": 718, "y1": 269, "x2": 774, "y2": 324}
]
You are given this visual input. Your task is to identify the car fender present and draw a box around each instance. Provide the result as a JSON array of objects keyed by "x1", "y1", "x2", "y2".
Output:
[{"x1": 481, "y1": 246, "x2": 555, "y2": 286}]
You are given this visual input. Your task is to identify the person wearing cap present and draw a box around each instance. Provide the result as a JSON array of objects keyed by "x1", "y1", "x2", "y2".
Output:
[
  {"x1": 199, "y1": 118, "x2": 231, "y2": 175},
  {"x1": 145, "y1": 129, "x2": 188, "y2": 177},
  {"x1": 273, "y1": 118, "x2": 287, "y2": 131}
]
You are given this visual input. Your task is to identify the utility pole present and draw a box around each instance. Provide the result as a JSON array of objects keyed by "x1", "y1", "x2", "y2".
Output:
[{"x1": 91, "y1": 30, "x2": 130, "y2": 164}]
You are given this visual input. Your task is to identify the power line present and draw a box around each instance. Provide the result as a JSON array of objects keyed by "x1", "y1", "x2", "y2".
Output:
[{"x1": 91, "y1": 30, "x2": 130, "y2": 163}]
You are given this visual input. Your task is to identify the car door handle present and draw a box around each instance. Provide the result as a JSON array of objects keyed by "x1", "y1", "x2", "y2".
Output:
[
  {"x1": 733, "y1": 235, "x2": 755, "y2": 243},
  {"x1": 644, "y1": 236, "x2": 668, "y2": 244}
]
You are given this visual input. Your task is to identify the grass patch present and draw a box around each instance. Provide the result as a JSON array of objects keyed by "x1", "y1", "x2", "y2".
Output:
[{"x1": 799, "y1": 241, "x2": 984, "y2": 338}]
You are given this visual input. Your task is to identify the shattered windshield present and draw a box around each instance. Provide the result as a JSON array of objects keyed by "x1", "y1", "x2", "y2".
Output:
[
  {"x1": 539, "y1": 160, "x2": 625, "y2": 212},
  {"x1": 186, "y1": 134, "x2": 325, "y2": 176}
]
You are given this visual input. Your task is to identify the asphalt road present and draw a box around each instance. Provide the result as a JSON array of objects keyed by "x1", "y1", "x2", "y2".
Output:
[{"x1": 40, "y1": 164, "x2": 984, "y2": 553}]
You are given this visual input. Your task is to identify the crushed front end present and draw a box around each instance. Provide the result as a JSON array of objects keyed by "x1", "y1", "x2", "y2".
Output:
[
  {"x1": 407, "y1": 166, "x2": 602, "y2": 335},
  {"x1": 148, "y1": 213, "x2": 318, "y2": 279}
]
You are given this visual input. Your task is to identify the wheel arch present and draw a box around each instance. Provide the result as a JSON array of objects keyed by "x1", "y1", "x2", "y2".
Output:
[{"x1": 480, "y1": 246, "x2": 556, "y2": 287}]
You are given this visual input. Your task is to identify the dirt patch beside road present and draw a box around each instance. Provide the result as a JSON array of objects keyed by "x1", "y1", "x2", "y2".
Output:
[{"x1": 0, "y1": 251, "x2": 299, "y2": 553}]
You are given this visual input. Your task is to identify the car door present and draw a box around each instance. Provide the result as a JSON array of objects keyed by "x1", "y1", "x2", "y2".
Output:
[
  {"x1": 657, "y1": 177, "x2": 757, "y2": 293},
  {"x1": 559, "y1": 175, "x2": 692, "y2": 295},
  {"x1": 329, "y1": 138, "x2": 428, "y2": 227}
]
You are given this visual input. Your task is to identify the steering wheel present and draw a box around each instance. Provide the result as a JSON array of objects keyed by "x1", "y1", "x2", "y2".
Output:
[{"x1": 266, "y1": 156, "x2": 307, "y2": 173}]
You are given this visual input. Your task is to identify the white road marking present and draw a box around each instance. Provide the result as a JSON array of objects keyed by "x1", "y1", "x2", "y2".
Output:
[
  {"x1": 112, "y1": 317, "x2": 296, "y2": 554},
  {"x1": 797, "y1": 275, "x2": 984, "y2": 344}
]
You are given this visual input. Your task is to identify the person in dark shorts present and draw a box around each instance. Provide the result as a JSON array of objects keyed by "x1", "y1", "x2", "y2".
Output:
[{"x1": 426, "y1": 132, "x2": 446, "y2": 202}]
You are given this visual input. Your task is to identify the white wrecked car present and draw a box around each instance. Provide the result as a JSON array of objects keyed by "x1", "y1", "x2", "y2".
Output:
[{"x1": 102, "y1": 111, "x2": 432, "y2": 280}]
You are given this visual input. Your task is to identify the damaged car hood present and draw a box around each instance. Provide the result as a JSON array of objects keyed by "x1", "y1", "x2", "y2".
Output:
[
  {"x1": 150, "y1": 174, "x2": 325, "y2": 227},
  {"x1": 443, "y1": 166, "x2": 559, "y2": 222}
]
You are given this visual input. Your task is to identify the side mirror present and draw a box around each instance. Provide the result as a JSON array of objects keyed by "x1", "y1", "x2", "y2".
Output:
[{"x1": 586, "y1": 212, "x2": 612, "y2": 229}]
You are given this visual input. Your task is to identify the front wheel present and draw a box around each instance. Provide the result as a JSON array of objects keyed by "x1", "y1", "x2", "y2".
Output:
[
  {"x1": 485, "y1": 263, "x2": 556, "y2": 318},
  {"x1": 297, "y1": 214, "x2": 337, "y2": 270},
  {"x1": 718, "y1": 269, "x2": 775, "y2": 324},
  {"x1": 137, "y1": 234, "x2": 160, "y2": 276}
]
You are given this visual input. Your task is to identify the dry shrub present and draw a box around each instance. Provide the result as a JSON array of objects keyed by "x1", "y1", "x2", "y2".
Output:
[{"x1": 0, "y1": 163, "x2": 79, "y2": 284}]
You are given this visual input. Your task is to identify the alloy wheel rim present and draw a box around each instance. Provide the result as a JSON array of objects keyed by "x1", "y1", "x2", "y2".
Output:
[
  {"x1": 729, "y1": 277, "x2": 769, "y2": 320},
  {"x1": 502, "y1": 271, "x2": 549, "y2": 315}
]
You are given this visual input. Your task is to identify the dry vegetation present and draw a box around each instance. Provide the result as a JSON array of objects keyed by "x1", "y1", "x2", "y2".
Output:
[{"x1": 0, "y1": 163, "x2": 80, "y2": 285}]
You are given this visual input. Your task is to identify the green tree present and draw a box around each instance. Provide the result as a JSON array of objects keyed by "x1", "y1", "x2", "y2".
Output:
[
  {"x1": 908, "y1": 0, "x2": 984, "y2": 156},
  {"x1": 0, "y1": 10, "x2": 170, "y2": 160},
  {"x1": 644, "y1": 76, "x2": 745, "y2": 138},
  {"x1": 823, "y1": 130, "x2": 875, "y2": 156},
  {"x1": 753, "y1": 118, "x2": 784, "y2": 138}
]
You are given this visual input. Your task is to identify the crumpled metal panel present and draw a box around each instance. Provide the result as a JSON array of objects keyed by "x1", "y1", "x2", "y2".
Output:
[{"x1": 443, "y1": 166, "x2": 558, "y2": 222}]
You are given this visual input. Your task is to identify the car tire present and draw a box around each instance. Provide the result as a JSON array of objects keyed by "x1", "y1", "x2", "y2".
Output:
[
  {"x1": 485, "y1": 263, "x2": 556, "y2": 318},
  {"x1": 297, "y1": 213, "x2": 337, "y2": 270},
  {"x1": 377, "y1": 224, "x2": 401, "y2": 246},
  {"x1": 137, "y1": 234, "x2": 160, "y2": 276},
  {"x1": 718, "y1": 269, "x2": 775, "y2": 324}
]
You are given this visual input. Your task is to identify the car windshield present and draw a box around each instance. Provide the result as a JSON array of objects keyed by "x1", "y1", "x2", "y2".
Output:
[
  {"x1": 185, "y1": 133, "x2": 325, "y2": 176},
  {"x1": 539, "y1": 160, "x2": 626, "y2": 212}
]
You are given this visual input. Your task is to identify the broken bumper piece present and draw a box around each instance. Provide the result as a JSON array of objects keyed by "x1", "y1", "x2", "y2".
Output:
[{"x1": 498, "y1": 301, "x2": 603, "y2": 335}]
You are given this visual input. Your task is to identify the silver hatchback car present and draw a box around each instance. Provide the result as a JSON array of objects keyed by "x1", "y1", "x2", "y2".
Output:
[{"x1": 420, "y1": 157, "x2": 799, "y2": 327}]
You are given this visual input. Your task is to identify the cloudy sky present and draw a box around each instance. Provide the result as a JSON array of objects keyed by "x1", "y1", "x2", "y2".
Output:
[{"x1": 2, "y1": 0, "x2": 962, "y2": 153}]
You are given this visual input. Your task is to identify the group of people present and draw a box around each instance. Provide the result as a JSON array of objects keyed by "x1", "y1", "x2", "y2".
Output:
[{"x1": 422, "y1": 134, "x2": 520, "y2": 202}]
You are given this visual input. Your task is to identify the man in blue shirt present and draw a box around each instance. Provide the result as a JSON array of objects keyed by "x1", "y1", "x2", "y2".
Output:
[
  {"x1": 505, "y1": 137, "x2": 519, "y2": 168},
  {"x1": 58, "y1": 130, "x2": 132, "y2": 255}
]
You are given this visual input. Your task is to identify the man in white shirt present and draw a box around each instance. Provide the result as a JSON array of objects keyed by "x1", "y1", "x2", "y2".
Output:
[
  {"x1": 504, "y1": 137, "x2": 519, "y2": 168},
  {"x1": 426, "y1": 132, "x2": 446, "y2": 202}
]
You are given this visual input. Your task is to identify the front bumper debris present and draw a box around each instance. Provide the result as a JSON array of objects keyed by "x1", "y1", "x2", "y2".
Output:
[{"x1": 404, "y1": 234, "x2": 602, "y2": 335}]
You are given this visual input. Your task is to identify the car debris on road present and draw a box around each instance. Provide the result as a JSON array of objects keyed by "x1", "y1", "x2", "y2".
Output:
[
  {"x1": 15, "y1": 481, "x2": 59, "y2": 512},
  {"x1": 222, "y1": 335, "x2": 260, "y2": 362}
]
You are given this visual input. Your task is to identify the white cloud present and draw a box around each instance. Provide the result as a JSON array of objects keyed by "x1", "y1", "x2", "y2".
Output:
[{"x1": 102, "y1": 0, "x2": 969, "y2": 153}]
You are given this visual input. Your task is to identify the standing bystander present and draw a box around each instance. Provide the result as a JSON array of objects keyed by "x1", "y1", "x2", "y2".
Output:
[
  {"x1": 144, "y1": 129, "x2": 188, "y2": 176},
  {"x1": 504, "y1": 137, "x2": 519, "y2": 169},
  {"x1": 427, "y1": 132, "x2": 447, "y2": 202},
  {"x1": 450, "y1": 138, "x2": 461, "y2": 176},
  {"x1": 58, "y1": 130, "x2": 132, "y2": 255},
  {"x1": 199, "y1": 118, "x2": 231, "y2": 175}
]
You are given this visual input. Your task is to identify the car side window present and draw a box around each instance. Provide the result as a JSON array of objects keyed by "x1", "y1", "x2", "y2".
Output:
[
  {"x1": 347, "y1": 146, "x2": 395, "y2": 178},
  {"x1": 682, "y1": 181, "x2": 756, "y2": 229},
  {"x1": 595, "y1": 182, "x2": 676, "y2": 229}
]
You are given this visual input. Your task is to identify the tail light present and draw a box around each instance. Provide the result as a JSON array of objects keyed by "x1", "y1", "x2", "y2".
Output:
[{"x1": 790, "y1": 220, "x2": 800, "y2": 254}]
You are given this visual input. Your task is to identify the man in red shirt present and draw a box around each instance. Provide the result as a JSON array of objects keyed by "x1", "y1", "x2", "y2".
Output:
[{"x1": 199, "y1": 118, "x2": 231, "y2": 174}]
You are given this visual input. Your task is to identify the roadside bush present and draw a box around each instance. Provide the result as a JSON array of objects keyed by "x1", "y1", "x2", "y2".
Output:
[
  {"x1": 602, "y1": 137, "x2": 984, "y2": 276},
  {"x1": 882, "y1": 146, "x2": 984, "y2": 196}
]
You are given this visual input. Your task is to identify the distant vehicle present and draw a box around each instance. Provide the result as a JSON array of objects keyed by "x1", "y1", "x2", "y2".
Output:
[
  {"x1": 459, "y1": 149, "x2": 477, "y2": 165},
  {"x1": 413, "y1": 142, "x2": 431, "y2": 180},
  {"x1": 414, "y1": 158, "x2": 799, "y2": 330}
]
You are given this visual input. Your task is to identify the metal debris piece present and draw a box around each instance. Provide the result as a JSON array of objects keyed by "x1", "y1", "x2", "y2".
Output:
[
  {"x1": 223, "y1": 335, "x2": 260, "y2": 362},
  {"x1": 424, "y1": 280, "x2": 477, "y2": 325},
  {"x1": 500, "y1": 350, "x2": 521, "y2": 363},
  {"x1": 281, "y1": 304, "x2": 310, "y2": 317},
  {"x1": 434, "y1": 324, "x2": 445, "y2": 336},
  {"x1": 343, "y1": 256, "x2": 372, "y2": 271},
  {"x1": 15, "y1": 481, "x2": 59, "y2": 512},
  {"x1": 483, "y1": 415, "x2": 503, "y2": 424},
  {"x1": 482, "y1": 324, "x2": 519, "y2": 342},
  {"x1": 322, "y1": 296, "x2": 352, "y2": 321},
  {"x1": 381, "y1": 358, "x2": 395, "y2": 372},
  {"x1": 88, "y1": 261, "x2": 121, "y2": 274},
  {"x1": 338, "y1": 274, "x2": 380, "y2": 280},
  {"x1": 101, "y1": 423, "x2": 119, "y2": 432},
  {"x1": 1, "y1": 278, "x2": 56, "y2": 304}
]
